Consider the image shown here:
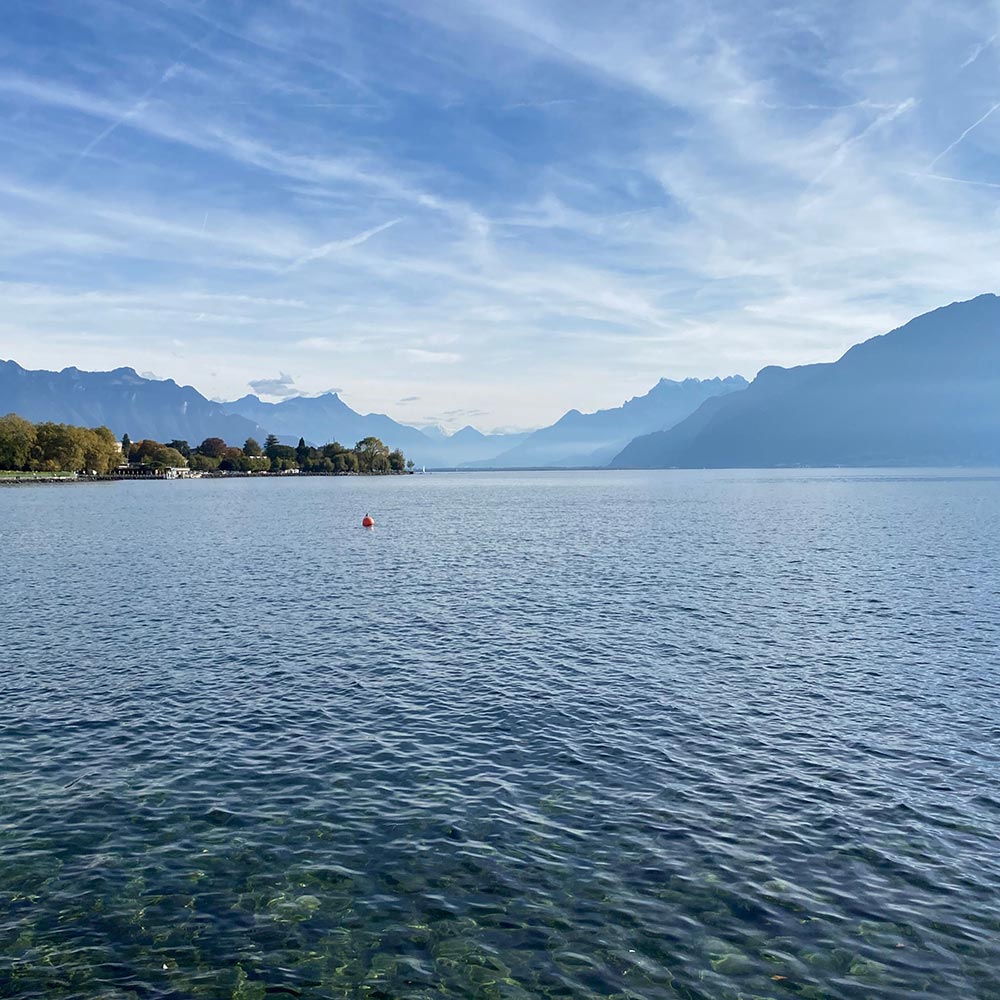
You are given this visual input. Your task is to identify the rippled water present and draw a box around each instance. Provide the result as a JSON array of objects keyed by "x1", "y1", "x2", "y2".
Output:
[{"x1": 2, "y1": 470, "x2": 1000, "y2": 1000}]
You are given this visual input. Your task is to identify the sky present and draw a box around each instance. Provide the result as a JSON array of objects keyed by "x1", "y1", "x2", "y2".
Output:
[{"x1": 2, "y1": 1, "x2": 1000, "y2": 432}]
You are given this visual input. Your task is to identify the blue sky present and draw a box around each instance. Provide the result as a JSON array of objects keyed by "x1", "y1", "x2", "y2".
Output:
[{"x1": 1, "y1": 0, "x2": 1000, "y2": 431}]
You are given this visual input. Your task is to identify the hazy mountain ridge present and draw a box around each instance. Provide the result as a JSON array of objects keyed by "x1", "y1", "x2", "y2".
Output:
[
  {"x1": 473, "y1": 376, "x2": 749, "y2": 468},
  {"x1": 3, "y1": 359, "x2": 743, "y2": 468},
  {"x1": 224, "y1": 392, "x2": 433, "y2": 454},
  {"x1": 222, "y1": 394, "x2": 529, "y2": 466},
  {"x1": 0, "y1": 361, "x2": 528, "y2": 465},
  {"x1": 612, "y1": 294, "x2": 1000, "y2": 468},
  {"x1": 0, "y1": 361, "x2": 266, "y2": 445}
]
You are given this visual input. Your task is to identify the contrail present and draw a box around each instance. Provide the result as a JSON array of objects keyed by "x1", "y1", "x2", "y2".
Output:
[
  {"x1": 811, "y1": 98, "x2": 917, "y2": 186},
  {"x1": 65, "y1": 29, "x2": 213, "y2": 176},
  {"x1": 908, "y1": 170, "x2": 1000, "y2": 190},
  {"x1": 71, "y1": 99, "x2": 149, "y2": 166},
  {"x1": 284, "y1": 218, "x2": 401, "y2": 271},
  {"x1": 928, "y1": 101, "x2": 1000, "y2": 169}
]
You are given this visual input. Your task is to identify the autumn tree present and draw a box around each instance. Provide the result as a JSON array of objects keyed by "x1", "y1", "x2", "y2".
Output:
[{"x1": 198, "y1": 437, "x2": 227, "y2": 458}]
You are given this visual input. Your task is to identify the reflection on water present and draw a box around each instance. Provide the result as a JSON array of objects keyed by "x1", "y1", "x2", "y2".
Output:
[{"x1": 2, "y1": 470, "x2": 999, "y2": 999}]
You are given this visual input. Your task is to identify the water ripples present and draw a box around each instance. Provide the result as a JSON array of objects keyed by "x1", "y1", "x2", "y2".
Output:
[{"x1": 1, "y1": 470, "x2": 999, "y2": 998}]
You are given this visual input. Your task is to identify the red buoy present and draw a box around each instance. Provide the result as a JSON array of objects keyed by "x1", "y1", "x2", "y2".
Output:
[{"x1": 362, "y1": 514, "x2": 375, "y2": 528}]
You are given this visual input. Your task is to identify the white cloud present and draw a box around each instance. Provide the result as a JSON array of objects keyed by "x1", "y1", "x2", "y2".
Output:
[
  {"x1": 3, "y1": 0, "x2": 1000, "y2": 428},
  {"x1": 397, "y1": 349, "x2": 462, "y2": 364},
  {"x1": 248, "y1": 372, "x2": 299, "y2": 397}
]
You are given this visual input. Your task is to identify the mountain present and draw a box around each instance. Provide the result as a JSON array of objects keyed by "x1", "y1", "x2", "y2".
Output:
[
  {"x1": 473, "y1": 376, "x2": 748, "y2": 468},
  {"x1": 222, "y1": 394, "x2": 527, "y2": 466},
  {"x1": 611, "y1": 294, "x2": 1000, "y2": 468},
  {"x1": 438, "y1": 425, "x2": 531, "y2": 466},
  {"x1": 0, "y1": 360, "x2": 527, "y2": 464},
  {"x1": 224, "y1": 392, "x2": 434, "y2": 454},
  {"x1": 0, "y1": 361, "x2": 265, "y2": 444},
  {"x1": 418, "y1": 424, "x2": 449, "y2": 441}
]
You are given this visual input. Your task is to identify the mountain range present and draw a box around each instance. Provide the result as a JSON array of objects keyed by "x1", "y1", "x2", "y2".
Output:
[
  {"x1": 475, "y1": 376, "x2": 748, "y2": 467},
  {"x1": 6, "y1": 293, "x2": 997, "y2": 469},
  {"x1": 0, "y1": 360, "x2": 739, "y2": 467},
  {"x1": 0, "y1": 361, "x2": 266, "y2": 446},
  {"x1": 222, "y1": 392, "x2": 531, "y2": 467},
  {"x1": 612, "y1": 293, "x2": 1000, "y2": 468}
]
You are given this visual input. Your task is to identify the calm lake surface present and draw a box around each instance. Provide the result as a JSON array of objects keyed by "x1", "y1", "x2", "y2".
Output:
[{"x1": 2, "y1": 470, "x2": 999, "y2": 1000}]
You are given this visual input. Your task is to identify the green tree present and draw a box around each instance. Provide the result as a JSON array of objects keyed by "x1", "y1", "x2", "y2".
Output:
[
  {"x1": 0, "y1": 413, "x2": 37, "y2": 471},
  {"x1": 354, "y1": 436, "x2": 389, "y2": 474},
  {"x1": 130, "y1": 439, "x2": 162, "y2": 464},
  {"x1": 80, "y1": 426, "x2": 121, "y2": 474},
  {"x1": 121, "y1": 433, "x2": 131, "y2": 457},
  {"x1": 153, "y1": 446, "x2": 187, "y2": 468},
  {"x1": 264, "y1": 434, "x2": 280, "y2": 457},
  {"x1": 406, "y1": 459, "x2": 415, "y2": 471},
  {"x1": 334, "y1": 451, "x2": 359, "y2": 474},
  {"x1": 243, "y1": 437, "x2": 262, "y2": 457},
  {"x1": 267, "y1": 444, "x2": 298, "y2": 472},
  {"x1": 296, "y1": 437, "x2": 309, "y2": 465},
  {"x1": 32, "y1": 423, "x2": 86, "y2": 472},
  {"x1": 219, "y1": 446, "x2": 249, "y2": 471},
  {"x1": 166, "y1": 439, "x2": 191, "y2": 458},
  {"x1": 388, "y1": 448, "x2": 405, "y2": 472},
  {"x1": 130, "y1": 440, "x2": 187, "y2": 468},
  {"x1": 190, "y1": 453, "x2": 220, "y2": 472}
]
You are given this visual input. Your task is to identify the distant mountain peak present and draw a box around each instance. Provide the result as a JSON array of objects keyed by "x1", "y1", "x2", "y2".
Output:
[
  {"x1": 612, "y1": 294, "x2": 1000, "y2": 469},
  {"x1": 472, "y1": 374, "x2": 748, "y2": 468},
  {"x1": 451, "y1": 425, "x2": 487, "y2": 442}
]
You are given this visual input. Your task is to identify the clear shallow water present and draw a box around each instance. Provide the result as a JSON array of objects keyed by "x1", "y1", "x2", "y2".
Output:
[{"x1": 2, "y1": 469, "x2": 999, "y2": 1000}]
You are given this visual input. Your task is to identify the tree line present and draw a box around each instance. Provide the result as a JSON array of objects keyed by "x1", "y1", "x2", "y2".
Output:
[
  {"x1": 0, "y1": 413, "x2": 412, "y2": 475},
  {"x1": 0, "y1": 414, "x2": 121, "y2": 473},
  {"x1": 171, "y1": 434, "x2": 413, "y2": 474}
]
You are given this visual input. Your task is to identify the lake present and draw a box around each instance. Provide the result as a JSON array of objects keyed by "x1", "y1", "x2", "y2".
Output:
[{"x1": 2, "y1": 470, "x2": 999, "y2": 999}]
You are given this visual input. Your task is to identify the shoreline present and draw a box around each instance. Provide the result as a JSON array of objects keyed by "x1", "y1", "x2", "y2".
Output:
[{"x1": 0, "y1": 470, "x2": 416, "y2": 485}]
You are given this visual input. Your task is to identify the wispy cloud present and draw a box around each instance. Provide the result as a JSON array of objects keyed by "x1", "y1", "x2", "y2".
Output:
[
  {"x1": 960, "y1": 33, "x2": 997, "y2": 69},
  {"x1": 3, "y1": 0, "x2": 1000, "y2": 429},
  {"x1": 283, "y1": 218, "x2": 401, "y2": 271},
  {"x1": 397, "y1": 349, "x2": 462, "y2": 364}
]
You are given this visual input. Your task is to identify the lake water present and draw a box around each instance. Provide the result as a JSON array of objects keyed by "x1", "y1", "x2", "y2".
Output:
[{"x1": 2, "y1": 470, "x2": 999, "y2": 1000}]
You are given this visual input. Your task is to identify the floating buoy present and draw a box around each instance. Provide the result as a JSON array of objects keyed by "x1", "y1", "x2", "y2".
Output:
[{"x1": 362, "y1": 514, "x2": 375, "y2": 528}]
